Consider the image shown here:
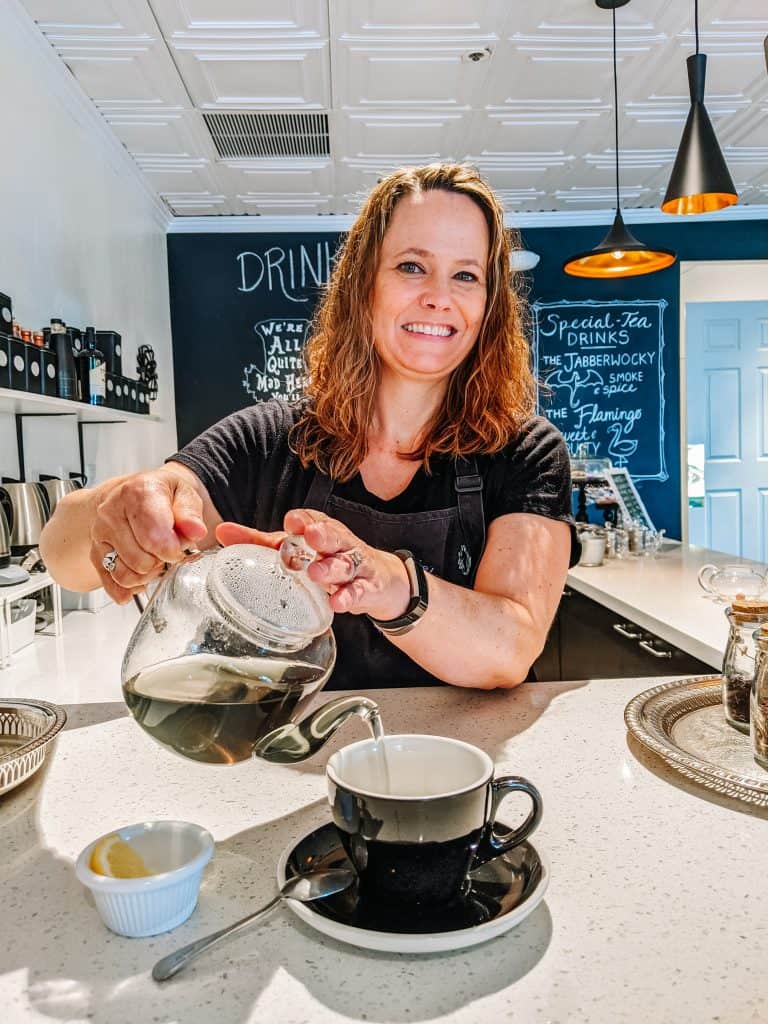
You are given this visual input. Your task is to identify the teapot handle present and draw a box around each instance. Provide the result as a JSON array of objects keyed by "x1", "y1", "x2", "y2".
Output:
[{"x1": 698, "y1": 564, "x2": 718, "y2": 594}]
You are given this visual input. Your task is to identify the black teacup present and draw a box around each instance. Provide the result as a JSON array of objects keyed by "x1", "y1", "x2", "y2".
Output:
[{"x1": 326, "y1": 734, "x2": 542, "y2": 909}]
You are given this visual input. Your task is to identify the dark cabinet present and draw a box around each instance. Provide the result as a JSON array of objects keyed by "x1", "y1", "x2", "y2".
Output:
[{"x1": 534, "y1": 588, "x2": 715, "y2": 681}]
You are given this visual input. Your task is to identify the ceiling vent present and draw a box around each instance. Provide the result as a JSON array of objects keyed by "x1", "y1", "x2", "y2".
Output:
[{"x1": 202, "y1": 111, "x2": 330, "y2": 160}]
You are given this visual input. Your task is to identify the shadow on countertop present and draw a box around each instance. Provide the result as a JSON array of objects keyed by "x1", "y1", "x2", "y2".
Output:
[
  {"x1": 61, "y1": 701, "x2": 128, "y2": 732},
  {"x1": 2, "y1": 786, "x2": 553, "y2": 1024},
  {"x1": 626, "y1": 733, "x2": 768, "y2": 820},
  {"x1": 0, "y1": 684, "x2": 573, "y2": 1022},
  {"x1": 272, "y1": 678, "x2": 590, "y2": 780}
]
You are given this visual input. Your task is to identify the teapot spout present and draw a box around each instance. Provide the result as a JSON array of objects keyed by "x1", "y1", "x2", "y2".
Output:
[{"x1": 252, "y1": 696, "x2": 380, "y2": 764}]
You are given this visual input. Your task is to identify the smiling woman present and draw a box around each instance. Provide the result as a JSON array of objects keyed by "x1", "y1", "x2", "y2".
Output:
[{"x1": 40, "y1": 163, "x2": 579, "y2": 694}]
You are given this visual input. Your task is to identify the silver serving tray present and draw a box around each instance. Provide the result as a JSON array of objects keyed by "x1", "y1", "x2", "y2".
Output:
[
  {"x1": 624, "y1": 675, "x2": 768, "y2": 808},
  {"x1": 0, "y1": 699, "x2": 67, "y2": 795}
]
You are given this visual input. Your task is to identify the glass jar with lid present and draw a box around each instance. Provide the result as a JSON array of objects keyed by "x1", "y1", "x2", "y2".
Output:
[
  {"x1": 751, "y1": 624, "x2": 768, "y2": 769},
  {"x1": 722, "y1": 598, "x2": 768, "y2": 733}
]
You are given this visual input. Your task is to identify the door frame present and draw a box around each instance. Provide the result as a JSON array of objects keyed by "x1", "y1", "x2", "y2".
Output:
[{"x1": 679, "y1": 260, "x2": 768, "y2": 544}]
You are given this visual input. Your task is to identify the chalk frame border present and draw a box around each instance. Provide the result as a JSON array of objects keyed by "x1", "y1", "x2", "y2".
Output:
[{"x1": 532, "y1": 298, "x2": 668, "y2": 483}]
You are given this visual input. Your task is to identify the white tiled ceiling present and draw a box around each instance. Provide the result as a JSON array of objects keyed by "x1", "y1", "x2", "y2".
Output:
[{"x1": 19, "y1": 0, "x2": 768, "y2": 217}]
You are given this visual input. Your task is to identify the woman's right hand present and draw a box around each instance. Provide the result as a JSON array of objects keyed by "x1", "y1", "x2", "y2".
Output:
[{"x1": 89, "y1": 466, "x2": 209, "y2": 604}]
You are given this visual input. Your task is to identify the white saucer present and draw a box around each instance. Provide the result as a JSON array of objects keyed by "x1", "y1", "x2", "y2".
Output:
[{"x1": 276, "y1": 822, "x2": 549, "y2": 955}]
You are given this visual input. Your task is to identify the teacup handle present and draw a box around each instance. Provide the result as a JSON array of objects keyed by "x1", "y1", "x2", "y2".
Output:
[{"x1": 475, "y1": 775, "x2": 543, "y2": 866}]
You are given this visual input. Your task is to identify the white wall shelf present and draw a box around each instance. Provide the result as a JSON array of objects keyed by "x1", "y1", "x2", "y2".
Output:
[{"x1": 0, "y1": 388, "x2": 160, "y2": 423}]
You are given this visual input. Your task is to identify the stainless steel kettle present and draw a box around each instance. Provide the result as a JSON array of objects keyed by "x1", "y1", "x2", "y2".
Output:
[
  {"x1": 38, "y1": 473, "x2": 87, "y2": 515},
  {"x1": 0, "y1": 480, "x2": 50, "y2": 556}
]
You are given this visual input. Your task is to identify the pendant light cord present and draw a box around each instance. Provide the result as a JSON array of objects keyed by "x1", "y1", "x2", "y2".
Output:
[
  {"x1": 694, "y1": 0, "x2": 700, "y2": 54},
  {"x1": 612, "y1": 8, "x2": 620, "y2": 213}
]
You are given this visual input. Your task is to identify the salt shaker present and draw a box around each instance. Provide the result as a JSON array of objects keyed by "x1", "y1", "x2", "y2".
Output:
[{"x1": 722, "y1": 598, "x2": 768, "y2": 734}]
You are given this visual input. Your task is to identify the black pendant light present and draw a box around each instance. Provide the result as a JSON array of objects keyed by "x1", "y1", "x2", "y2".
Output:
[
  {"x1": 661, "y1": 0, "x2": 738, "y2": 214},
  {"x1": 564, "y1": 0, "x2": 676, "y2": 279}
]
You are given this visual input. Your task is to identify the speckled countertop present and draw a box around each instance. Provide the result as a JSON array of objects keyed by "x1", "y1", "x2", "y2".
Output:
[
  {"x1": 3, "y1": 680, "x2": 767, "y2": 1024},
  {"x1": 567, "y1": 542, "x2": 762, "y2": 668}
]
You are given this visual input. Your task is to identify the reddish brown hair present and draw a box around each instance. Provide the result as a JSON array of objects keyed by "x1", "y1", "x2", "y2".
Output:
[{"x1": 292, "y1": 163, "x2": 535, "y2": 479}]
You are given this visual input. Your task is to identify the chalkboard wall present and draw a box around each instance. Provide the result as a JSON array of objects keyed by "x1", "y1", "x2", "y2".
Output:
[
  {"x1": 167, "y1": 217, "x2": 767, "y2": 539},
  {"x1": 167, "y1": 232, "x2": 342, "y2": 446},
  {"x1": 521, "y1": 217, "x2": 767, "y2": 536}
]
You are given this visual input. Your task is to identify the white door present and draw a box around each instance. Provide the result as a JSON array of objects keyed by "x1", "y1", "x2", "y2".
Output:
[{"x1": 686, "y1": 301, "x2": 768, "y2": 560}]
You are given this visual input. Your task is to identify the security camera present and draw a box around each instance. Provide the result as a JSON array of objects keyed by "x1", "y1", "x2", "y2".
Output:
[{"x1": 463, "y1": 48, "x2": 492, "y2": 64}]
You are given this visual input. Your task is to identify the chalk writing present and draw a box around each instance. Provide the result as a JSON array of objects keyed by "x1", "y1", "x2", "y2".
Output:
[
  {"x1": 236, "y1": 241, "x2": 334, "y2": 304},
  {"x1": 533, "y1": 299, "x2": 668, "y2": 481},
  {"x1": 242, "y1": 318, "x2": 309, "y2": 403}
]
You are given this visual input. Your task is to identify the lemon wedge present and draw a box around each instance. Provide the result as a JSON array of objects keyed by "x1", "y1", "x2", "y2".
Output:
[{"x1": 89, "y1": 833, "x2": 152, "y2": 878}]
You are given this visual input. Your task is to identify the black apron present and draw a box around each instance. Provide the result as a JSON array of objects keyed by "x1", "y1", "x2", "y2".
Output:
[{"x1": 304, "y1": 458, "x2": 486, "y2": 690}]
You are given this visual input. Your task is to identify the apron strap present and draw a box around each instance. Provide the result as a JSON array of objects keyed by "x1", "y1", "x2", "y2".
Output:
[
  {"x1": 454, "y1": 456, "x2": 486, "y2": 575},
  {"x1": 305, "y1": 457, "x2": 486, "y2": 574},
  {"x1": 304, "y1": 467, "x2": 334, "y2": 512}
]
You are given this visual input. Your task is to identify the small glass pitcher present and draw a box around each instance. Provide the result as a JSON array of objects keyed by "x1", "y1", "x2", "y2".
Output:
[
  {"x1": 698, "y1": 563, "x2": 768, "y2": 603},
  {"x1": 722, "y1": 599, "x2": 768, "y2": 733}
]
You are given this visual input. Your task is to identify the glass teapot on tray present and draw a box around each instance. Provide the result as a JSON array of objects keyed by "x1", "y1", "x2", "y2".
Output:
[{"x1": 121, "y1": 538, "x2": 378, "y2": 765}]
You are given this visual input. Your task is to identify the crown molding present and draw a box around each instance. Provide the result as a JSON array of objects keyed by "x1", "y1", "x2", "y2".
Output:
[
  {"x1": 7, "y1": 0, "x2": 172, "y2": 232},
  {"x1": 167, "y1": 203, "x2": 768, "y2": 233}
]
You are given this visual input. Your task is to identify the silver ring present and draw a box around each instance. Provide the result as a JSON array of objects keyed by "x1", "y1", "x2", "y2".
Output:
[
  {"x1": 347, "y1": 548, "x2": 363, "y2": 578},
  {"x1": 102, "y1": 550, "x2": 118, "y2": 574}
]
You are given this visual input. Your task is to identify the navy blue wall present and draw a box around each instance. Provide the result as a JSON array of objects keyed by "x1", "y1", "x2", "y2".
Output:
[{"x1": 520, "y1": 218, "x2": 768, "y2": 537}]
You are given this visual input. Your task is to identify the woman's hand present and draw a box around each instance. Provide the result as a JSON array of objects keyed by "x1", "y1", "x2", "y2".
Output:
[
  {"x1": 90, "y1": 467, "x2": 209, "y2": 604},
  {"x1": 215, "y1": 511, "x2": 411, "y2": 620}
]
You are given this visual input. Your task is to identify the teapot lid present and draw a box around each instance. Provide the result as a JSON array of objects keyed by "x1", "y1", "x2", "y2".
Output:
[{"x1": 208, "y1": 543, "x2": 332, "y2": 647}]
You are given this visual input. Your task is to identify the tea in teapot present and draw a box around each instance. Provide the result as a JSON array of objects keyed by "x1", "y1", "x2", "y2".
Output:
[
  {"x1": 123, "y1": 653, "x2": 328, "y2": 764},
  {"x1": 121, "y1": 540, "x2": 379, "y2": 765}
]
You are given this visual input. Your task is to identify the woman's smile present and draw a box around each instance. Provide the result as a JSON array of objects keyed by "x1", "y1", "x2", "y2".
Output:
[{"x1": 401, "y1": 322, "x2": 457, "y2": 339}]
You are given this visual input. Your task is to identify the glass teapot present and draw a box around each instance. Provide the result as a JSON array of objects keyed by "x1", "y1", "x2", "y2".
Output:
[
  {"x1": 121, "y1": 538, "x2": 378, "y2": 766},
  {"x1": 697, "y1": 563, "x2": 768, "y2": 603}
]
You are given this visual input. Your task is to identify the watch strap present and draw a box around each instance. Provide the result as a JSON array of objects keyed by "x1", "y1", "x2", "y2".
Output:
[{"x1": 367, "y1": 549, "x2": 429, "y2": 636}]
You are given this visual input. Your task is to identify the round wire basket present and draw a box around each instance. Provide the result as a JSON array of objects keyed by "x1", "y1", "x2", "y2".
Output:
[{"x1": 0, "y1": 699, "x2": 67, "y2": 795}]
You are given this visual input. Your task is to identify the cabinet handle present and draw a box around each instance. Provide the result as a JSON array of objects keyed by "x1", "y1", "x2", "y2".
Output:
[
  {"x1": 613, "y1": 623, "x2": 644, "y2": 640},
  {"x1": 638, "y1": 639, "x2": 674, "y2": 659}
]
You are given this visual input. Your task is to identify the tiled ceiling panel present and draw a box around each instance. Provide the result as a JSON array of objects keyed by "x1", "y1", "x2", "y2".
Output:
[
  {"x1": 169, "y1": 41, "x2": 330, "y2": 109},
  {"x1": 18, "y1": 0, "x2": 768, "y2": 217},
  {"x1": 151, "y1": 0, "x2": 329, "y2": 35}
]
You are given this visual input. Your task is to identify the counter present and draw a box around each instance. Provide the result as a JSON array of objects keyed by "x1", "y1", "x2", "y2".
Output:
[
  {"x1": 3, "y1": 680, "x2": 767, "y2": 1024},
  {"x1": 567, "y1": 542, "x2": 763, "y2": 669}
]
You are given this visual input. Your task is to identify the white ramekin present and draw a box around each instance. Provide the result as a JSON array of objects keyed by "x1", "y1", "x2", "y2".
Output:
[{"x1": 75, "y1": 820, "x2": 215, "y2": 938}]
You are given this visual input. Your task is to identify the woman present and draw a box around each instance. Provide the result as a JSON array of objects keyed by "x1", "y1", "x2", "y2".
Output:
[{"x1": 40, "y1": 163, "x2": 578, "y2": 691}]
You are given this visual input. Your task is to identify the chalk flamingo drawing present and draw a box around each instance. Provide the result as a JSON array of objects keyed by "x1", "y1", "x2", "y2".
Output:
[{"x1": 606, "y1": 423, "x2": 638, "y2": 467}]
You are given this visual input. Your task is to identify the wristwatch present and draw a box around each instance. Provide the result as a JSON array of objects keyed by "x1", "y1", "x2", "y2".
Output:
[{"x1": 368, "y1": 550, "x2": 429, "y2": 637}]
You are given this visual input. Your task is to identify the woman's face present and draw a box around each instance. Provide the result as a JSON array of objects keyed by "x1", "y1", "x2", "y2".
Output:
[{"x1": 370, "y1": 189, "x2": 490, "y2": 385}]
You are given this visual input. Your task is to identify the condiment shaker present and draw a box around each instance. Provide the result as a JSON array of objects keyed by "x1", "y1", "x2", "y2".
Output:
[{"x1": 722, "y1": 598, "x2": 768, "y2": 734}]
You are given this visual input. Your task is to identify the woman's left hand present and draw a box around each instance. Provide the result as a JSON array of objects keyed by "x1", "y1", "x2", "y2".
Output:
[{"x1": 215, "y1": 511, "x2": 411, "y2": 619}]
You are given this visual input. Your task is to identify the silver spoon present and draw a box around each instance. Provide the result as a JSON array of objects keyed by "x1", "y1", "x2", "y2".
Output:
[{"x1": 152, "y1": 868, "x2": 355, "y2": 982}]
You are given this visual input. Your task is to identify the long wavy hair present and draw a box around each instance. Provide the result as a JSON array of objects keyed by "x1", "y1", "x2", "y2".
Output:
[{"x1": 291, "y1": 163, "x2": 536, "y2": 479}]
